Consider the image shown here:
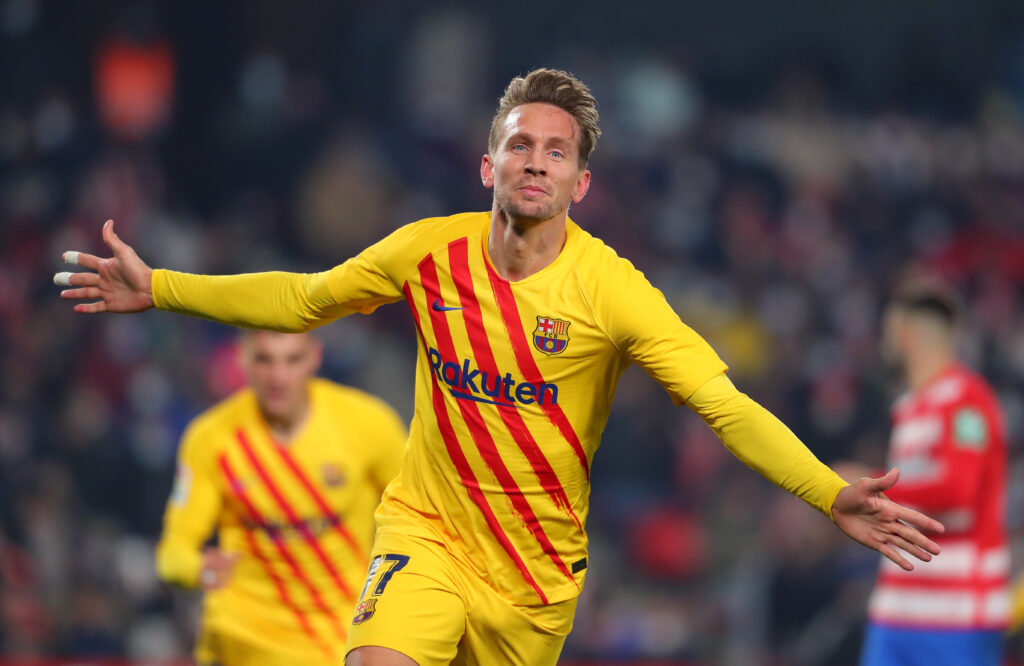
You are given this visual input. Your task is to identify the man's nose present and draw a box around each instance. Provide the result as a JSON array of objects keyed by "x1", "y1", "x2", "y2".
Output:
[{"x1": 525, "y1": 160, "x2": 547, "y2": 176}]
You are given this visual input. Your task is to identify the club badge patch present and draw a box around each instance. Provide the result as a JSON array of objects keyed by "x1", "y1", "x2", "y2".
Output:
[
  {"x1": 533, "y1": 316, "x2": 571, "y2": 356},
  {"x1": 352, "y1": 598, "x2": 377, "y2": 624},
  {"x1": 322, "y1": 463, "x2": 346, "y2": 488}
]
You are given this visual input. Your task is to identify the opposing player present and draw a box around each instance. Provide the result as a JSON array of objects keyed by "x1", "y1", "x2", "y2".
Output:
[
  {"x1": 859, "y1": 286, "x2": 1008, "y2": 666},
  {"x1": 155, "y1": 330, "x2": 406, "y2": 665},
  {"x1": 56, "y1": 69, "x2": 943, "y2": 666}
]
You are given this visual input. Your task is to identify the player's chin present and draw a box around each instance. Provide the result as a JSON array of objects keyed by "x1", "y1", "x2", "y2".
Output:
[{"x1": 507, "y1": 200, "x2": 561, "y2": 222}]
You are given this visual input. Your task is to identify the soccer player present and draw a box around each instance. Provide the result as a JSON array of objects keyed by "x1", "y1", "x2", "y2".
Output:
[
  {"x1": 859, "y1": 286, "x2": 1008, "y2": 666},
  {"x1": 155, "y1": 330, "x2": 407, "y2": 665},
  {"x1": 56, "y1": 69, "x2": 944, "y2": 666}
]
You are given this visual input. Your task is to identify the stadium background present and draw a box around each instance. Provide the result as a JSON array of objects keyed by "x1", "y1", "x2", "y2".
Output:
[{"x1": 3, "y1": 0, "x2": 1024, "y2": 663}]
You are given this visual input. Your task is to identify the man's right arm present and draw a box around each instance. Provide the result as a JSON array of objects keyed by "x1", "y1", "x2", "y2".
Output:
[
  {"x1": 153, "y1": 269, "x2": 351, "y2": 332},
  {"x1": 57, "y1": 218, "x2": 407, "y2": 329}
]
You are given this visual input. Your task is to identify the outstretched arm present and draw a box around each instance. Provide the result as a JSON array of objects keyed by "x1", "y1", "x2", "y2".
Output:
[
  {"x1": 688, "y1": 373, "x2": 943, "y2": 571},
  {"x1": 55, "y1": 219, "x2": 386, "y2": 331}
]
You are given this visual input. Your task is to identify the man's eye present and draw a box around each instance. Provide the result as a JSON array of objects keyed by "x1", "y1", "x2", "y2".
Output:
[
  {"x1": 512, "y1": 144, "x2": 526, "y2": 152},
  {"x1": 551, "y1": 150, "x2": 563, "y2": 159}
]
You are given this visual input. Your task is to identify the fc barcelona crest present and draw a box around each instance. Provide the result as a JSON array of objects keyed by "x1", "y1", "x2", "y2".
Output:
[
  {"x1": 352, "y1": 598, "x2": 377, "y2": 624},
  {"x1": 322, "y1": 463, "x2": 346, "y2": 488},
  {"x1": 533, "y1": 316, "x2": 571, "y2": 356}
]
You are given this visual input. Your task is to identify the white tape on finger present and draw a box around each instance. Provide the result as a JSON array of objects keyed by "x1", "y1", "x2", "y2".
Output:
[
  {"x1": 63, "y1": 251, "x2": 80, "y2": 265},
  {"x1": 54, "y1": 272, "x2": 73, "y2": 286}
]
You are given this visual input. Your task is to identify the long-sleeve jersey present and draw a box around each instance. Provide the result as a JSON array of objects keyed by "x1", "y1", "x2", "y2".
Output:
[
  {"x1": 155, "y1": 378, "x2": 407, "y2": 662},
  {"x1": 868, "y1": 364, "x2": 1008, "y2": 630},
  {"x1": 153, "y1": 211, "x2": 848, "y2": 605}
]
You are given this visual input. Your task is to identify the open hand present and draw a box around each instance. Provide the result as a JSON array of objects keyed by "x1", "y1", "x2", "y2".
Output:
[
  {"x1": 831, "y1": 468, "x2": 944, "y2": 571},
  {"x1": 54, "y1": 219, "x2": 154, "y2": 313}
]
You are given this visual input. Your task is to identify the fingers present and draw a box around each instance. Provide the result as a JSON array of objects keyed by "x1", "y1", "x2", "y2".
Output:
[
  {"x1": 64, "y1": 250, "x2": 103, "y2": 271},
  {"x1": 878, "y1": 542, "x2": 914, "y2": 572},
  {"x1": 72, "y1": 301, "x2": 108, "y2": 314},
  {"x1": 54, "y1": 271, "x2": 99, "y2": 288},
  {"x1": 55, "y1": 250, "x2": 103, "y2": 288},
  {"x1": 62, "y1": 272, "x2": 100, "y2": 288},
  {"x1": 892, "y1": 504, "x2": 945, "y2": 535},
  {"x1": 884, "y1": 533, "x2": 933, "y2": 563},
  {"x1": 61, "y1": 287, "x2": 102, "y2": 301},
  {"x1": 891, "y1": 520, "x2": 942, "y2": 555},
  {"x1": 862, "y1": 467, "x2": 899, "y2": 494},
  {"x1": 102, "y1": 219, "x2": 127, "y2": 254}
]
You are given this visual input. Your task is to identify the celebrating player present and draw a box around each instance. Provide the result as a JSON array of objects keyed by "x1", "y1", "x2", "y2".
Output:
[
  {"x1": 56, "y1": 68, "x2": 943, "y2": 666},
  {"x1": 155, "y1": 330, "x2": 406, "y2": 665},
  {"x1": 859, "y1": 286, "x2": 1008, "y2": 666}
]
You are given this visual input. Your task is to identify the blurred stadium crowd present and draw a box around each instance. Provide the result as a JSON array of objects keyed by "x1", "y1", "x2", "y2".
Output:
[{"x1": 2, "y1": 1, "x2": 1024, "y2": 664}]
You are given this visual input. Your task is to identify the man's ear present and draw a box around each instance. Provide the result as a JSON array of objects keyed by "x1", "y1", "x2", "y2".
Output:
[
  {"x1": 571, "y1": 168, "x2": 591, "y2": 203},
  {"x1": 481, "y1": 154, "x2": 495, "y2": 189}
]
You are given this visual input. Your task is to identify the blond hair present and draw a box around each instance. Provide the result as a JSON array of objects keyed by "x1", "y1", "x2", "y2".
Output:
[{"x1": 488, "y1": 68, "x2": 601, "y2": 166}]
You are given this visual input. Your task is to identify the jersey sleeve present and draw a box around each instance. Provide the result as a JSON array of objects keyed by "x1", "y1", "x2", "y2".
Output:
[
  {"x1": 155, "y1": 421, "x2": 223, "y2": 587},
  {"x1": 591, "y1": 254, "x2": 728, "y2": 404},
  {"x1": 884, "y1": 398, "x2": 994, "y2": 511},
  {"x1": 152, "y1": 222, "x2": 425, "y2": 332},
  {"x1": 688, "y1": 373, "x2": 849, "y2": 518}
]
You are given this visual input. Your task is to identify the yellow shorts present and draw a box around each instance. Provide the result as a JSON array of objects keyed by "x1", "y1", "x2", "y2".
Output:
[
  {"x1": 345, "y1": 530, "x2": 577, "y2": 666},
  {"x1": 196, "y1": 625, "x2": 342, "y2": 666}
]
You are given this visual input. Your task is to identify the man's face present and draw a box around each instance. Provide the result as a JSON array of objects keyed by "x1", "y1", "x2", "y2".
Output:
[
  {"x1": 240, "y1": 332, "x2": 322, "y2": 422},
  {"x1": 481, "y1": 102, "x2": 591, "y2": 223}
]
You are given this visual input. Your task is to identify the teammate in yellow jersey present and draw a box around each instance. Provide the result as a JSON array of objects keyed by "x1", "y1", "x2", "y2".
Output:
[
  {"x1": 56, "y1": 68, "x2": 944, "y2": 666},
  {"x1": 155, "y1": 330, "x2": 406, "y2": 665}
]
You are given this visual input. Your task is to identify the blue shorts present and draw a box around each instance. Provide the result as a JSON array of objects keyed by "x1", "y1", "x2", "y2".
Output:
[{"x1": 860, "y1": 623, "x2": 1003, "y2": 666}]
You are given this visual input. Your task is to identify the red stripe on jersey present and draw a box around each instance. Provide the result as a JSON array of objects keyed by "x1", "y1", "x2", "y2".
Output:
[
  {"x1": 235, "y1": 429, "x2": 356, "y2": 601},
  {"x1": 403, "y1": 279, "x2": 549, "y2": 604},
  {"x1": 449, "y1": 238, "x2": 584, "y2": 534},
  {"x1": 218, "y1": 454, "x2": 347, "y2": 645},
  {"x1": 877, "y1": 577, "x2": 1009, "y2": 592},
  {"x1": 486, "y1": 262, "x2": 590, "y2": 479},
  {"x1": 421, "y1": 252, "x2": 576, "y2": 586},
  {"x1": 264, "y1": 427, "x2": 368, "y2": 570},
  {"x1": 238, "y1": 527, "x2": 336, "y2": 657}
]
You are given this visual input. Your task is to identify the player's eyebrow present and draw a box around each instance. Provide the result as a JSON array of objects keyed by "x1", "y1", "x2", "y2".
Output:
[
  {"x1": 545, "y1": 136, "x2": 574, "y2": 151},
  {"x1": 505, "y1": 130, "x2": 535, "y2": 146}
]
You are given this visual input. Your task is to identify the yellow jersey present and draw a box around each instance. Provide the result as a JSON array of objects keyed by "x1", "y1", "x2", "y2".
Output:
[
  {"x1": 155, "y1": 378, "x2": 406, "y2": 662},
  {"x1": 154, "y1": 211, "x2": 847, "y2": 607}
]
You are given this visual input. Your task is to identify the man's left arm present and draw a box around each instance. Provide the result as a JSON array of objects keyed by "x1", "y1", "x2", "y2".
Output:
[
  {"x1": 688, "y1": 373, "x2": 944, "y2": 571},
  {"x1": 592, "y1": 259, "x2": 943, "y2": 569}
]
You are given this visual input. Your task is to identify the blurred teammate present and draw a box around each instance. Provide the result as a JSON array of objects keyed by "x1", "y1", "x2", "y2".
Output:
[
  {"x1": 860, "y1": 286, "x2": 1008, "y2": 666},
  {"x1": 57, "y1": 68, "x2": 943, "y2": 666},
  {"x1": 155, "y1": 330, "x2": 407, "y2": 665}
]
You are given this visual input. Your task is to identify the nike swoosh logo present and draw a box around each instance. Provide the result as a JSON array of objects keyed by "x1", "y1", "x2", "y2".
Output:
[{"x1": 432, "y1": 299, "x2": 464, "y2": 312}]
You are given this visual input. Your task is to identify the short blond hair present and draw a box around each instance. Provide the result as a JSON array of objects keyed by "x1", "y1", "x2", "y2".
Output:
[{"x1": 488, "y1": 68, "x2": 601, "y2": 167}]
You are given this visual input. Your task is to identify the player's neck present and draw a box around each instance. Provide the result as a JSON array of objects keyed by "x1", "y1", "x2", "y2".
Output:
[
  {"x1": 487, "y1": 207, "x2": 567, "y2": 281},
  {"x1": 261, "y1": 399, "x2": 311, "y2": 444},
  {"x1": 906, "y1": 349, "x2": 955, "y2": 392}
]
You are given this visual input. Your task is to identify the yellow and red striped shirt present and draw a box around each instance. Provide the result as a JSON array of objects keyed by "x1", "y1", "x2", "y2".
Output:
[
  {"x1": 341, "y1": 212, "x2": 726, "y2": 605},
  {"x1": 156, "y1": 379, "x2": 406, "y2": 662},
  {"x1": 154, "y1": 211, "x2": 847, "y2": 607}
]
